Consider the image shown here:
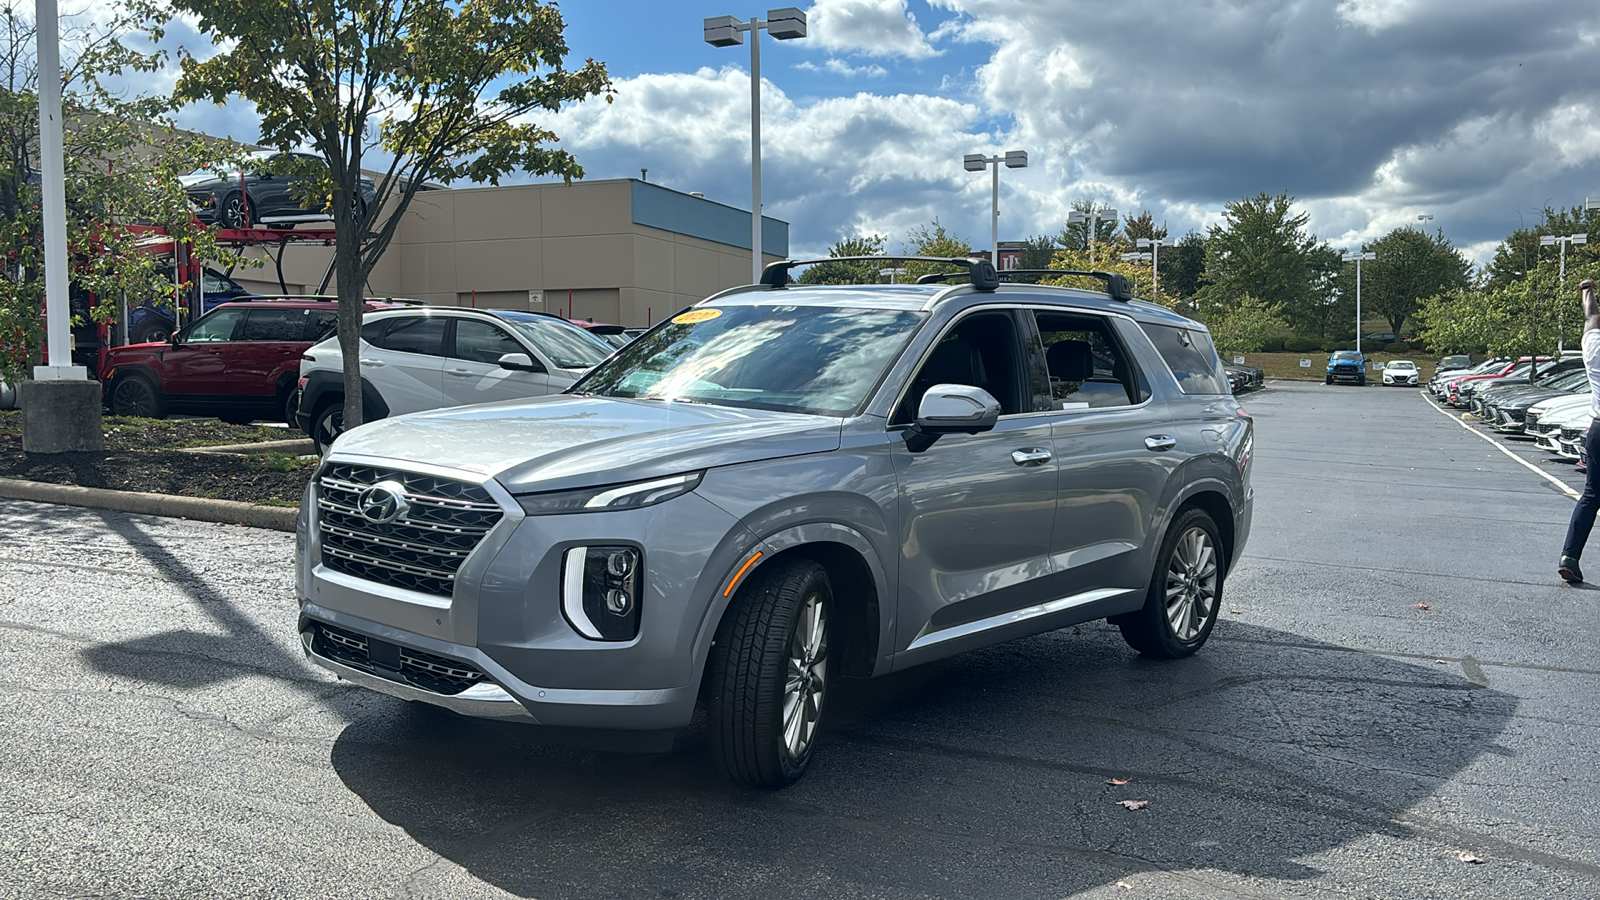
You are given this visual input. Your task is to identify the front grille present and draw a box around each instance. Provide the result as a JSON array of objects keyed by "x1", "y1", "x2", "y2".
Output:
[
  {"x1": 316, "y1": 463, "x2": 503, "y2": 596},
  {"x1": 1526, "y1": 412, "x2": 1542, "y2": 431},
  {"x1": 1506, "y1": 408, "x2": 1526, "y2": 423},
  {"x1": 1561, "y1": 425, "x2": 1583, "y2": 442},
  {"x1": 310, "y1": 622, "x2": 486, "y2": 695}
]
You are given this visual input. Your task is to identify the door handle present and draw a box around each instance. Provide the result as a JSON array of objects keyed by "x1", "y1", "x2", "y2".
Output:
[
  {"x1": 358, "y1": 358, "x2": 385, "y2": 367},
  {"x1": 1011, "y1": 448, "x2": 1052, "y2": 466},
  {"x1": 445, "y1": 368, "x2": 473, "y2": 377},
  {"x1": 1144, "y1": 435, "x2": 1177, "y2": 452}
]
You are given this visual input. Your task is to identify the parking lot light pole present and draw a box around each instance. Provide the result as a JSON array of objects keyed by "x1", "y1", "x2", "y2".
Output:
[
  {"x1": 1120, "y1": 251, "x2": 1150, "y2": 294},
  {"x1": 1068, "y1": 208, "x2": 1118, "y2": 264},
  {"x1": 963, "y1": 150, "x2": 1028, "y2": 264},
  {"x1": 1136, "y1": 236, "x2": 1176, "y2": 297},
  {"x1": 1540, "y1": 233, "x2": 1588, "y2": 354},
  {"x1": 1342, "y1": 251, "x2": 1376, "y2": 355},
  {"x1": 704, "y1": 8, "x2": 807, "y2": 282}
]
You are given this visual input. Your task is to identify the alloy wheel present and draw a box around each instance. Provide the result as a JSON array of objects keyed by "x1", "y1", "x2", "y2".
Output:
[
  {"x1": 112, "y1": 378, "x2": 157, "y2": 417},
  {"x1": 1165, "y1": 526, "x2": 1218, "y2": 641},
  {"x1": 782, "y1": 591, "x2": 828, "y2": 760}
]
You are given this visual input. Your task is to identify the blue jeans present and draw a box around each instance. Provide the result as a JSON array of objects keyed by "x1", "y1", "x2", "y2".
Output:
[{"x1": 1562, "y1": 423, "x2": 1600, "y2": 560}]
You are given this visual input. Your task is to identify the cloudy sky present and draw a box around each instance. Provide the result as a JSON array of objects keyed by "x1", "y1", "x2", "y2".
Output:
[{"x1": 150, "y1": 0, "x2": 1600, "y2": 265}]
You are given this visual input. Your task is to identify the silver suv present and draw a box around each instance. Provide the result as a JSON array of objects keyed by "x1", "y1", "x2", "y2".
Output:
[{"x1": 295, "y1": 260, "x2": 1255, "y2": 788}]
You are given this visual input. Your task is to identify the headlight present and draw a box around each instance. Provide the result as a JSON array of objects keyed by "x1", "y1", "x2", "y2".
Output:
[
  {"x1": 562, "y1": 545, "x2": 642, "y2": 641},
  {"x1": 516, "y1": 472, "x2": 702, "y2": 516}
]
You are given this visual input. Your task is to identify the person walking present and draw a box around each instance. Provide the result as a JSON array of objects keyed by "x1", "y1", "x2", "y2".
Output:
[{"x1": 1560, "y1": 278, "x2": 1600, "y2": 583}]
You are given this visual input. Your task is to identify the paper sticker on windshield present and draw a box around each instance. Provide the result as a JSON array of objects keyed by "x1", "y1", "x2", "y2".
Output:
[{"x1": 672, "y1": 309, "x2": 723, "y2": 325}]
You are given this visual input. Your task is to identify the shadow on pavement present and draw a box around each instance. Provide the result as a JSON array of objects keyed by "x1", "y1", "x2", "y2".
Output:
[{"x1": 329, "y1": 621, "x2": 1527, "y2": 898}]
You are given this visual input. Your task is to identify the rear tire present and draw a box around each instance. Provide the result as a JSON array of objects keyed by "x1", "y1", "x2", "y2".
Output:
[
  {"x1": 707, "y1": 558, "x2": 832, "y2": 789},
  {"x1": 1117, "y1": 508, "x2": 1223, "y2": 659},
  {"x1": 110, "y1": 373, "x2": 166, "y2": 418},
  {"x1": 131, "y1": 317, "x2": 174, "y2": 344}
]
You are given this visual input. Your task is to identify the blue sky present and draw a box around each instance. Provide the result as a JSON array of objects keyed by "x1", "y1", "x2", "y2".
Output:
[{"x1": 142, "y1": 0, "x2": 1600, "y2": 265}]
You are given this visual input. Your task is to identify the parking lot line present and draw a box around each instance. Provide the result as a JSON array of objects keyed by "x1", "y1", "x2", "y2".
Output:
[{"x1": 1425, "y1": 393, "x2": 1580, "y2": 500}]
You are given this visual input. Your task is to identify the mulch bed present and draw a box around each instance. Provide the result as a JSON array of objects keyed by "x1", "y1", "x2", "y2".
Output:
[{"x1": 0, "y1": 411, "x2": 315, "y2": 504}]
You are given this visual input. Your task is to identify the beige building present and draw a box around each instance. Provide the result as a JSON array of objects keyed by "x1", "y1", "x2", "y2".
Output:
[{"x1": 226, "y1": 178, "x2": 788, "y2": 327}]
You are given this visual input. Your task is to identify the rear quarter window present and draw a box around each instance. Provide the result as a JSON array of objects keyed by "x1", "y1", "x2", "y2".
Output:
[{"x1": 1138, "y1": 323, "x2": 1231, "y2": 394}]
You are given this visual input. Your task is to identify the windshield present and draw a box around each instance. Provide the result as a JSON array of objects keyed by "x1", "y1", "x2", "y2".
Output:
[
  {"x1": 572, "y1": 304, "x2": 926, "y2": 416},
  {"x1": 492, "y1": 312, "x2": 614, "y2": 369},
  {"x1": 1388, "y1": 361, "x2": 1415, "y2": 369},
  {"x1": 1332, "y1": 351, "x2": 1362, "y2": 361}
]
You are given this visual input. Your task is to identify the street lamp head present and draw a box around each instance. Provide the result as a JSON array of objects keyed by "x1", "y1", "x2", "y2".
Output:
[
  {"x1": 1587, "y1": 196, "x2": 1600, "y2": 211},
  {"x1": 963, "y1": 154, "x2": 987, "y2": 172},
  {"x1": 1097, "y1": 209, "x2": 1118, "y2": 224},
  {"x1": 1003, "y1": 150, "x2": 1028, "y2": 169},
  {"x1": 703, "y1": 16, "x2": 745, "y2": 46},
  {"x1": 1066, "y1": 210, "x2": 1087, "y2": 225},
  {"x1": 1417, "y1": 214, "x2": 1434, "y2": 222},
  {"x1": 765, "y1": 7, "x2": 807, "y2": 39},
  {"x1": 1341, "y1": 251, "x2": 1375, "y2": 262},
  {"x1": 1575, "y1": 234, "x2": 1589, "y2": 245},
  {"x1": 1120, "y1": 252, "x2": 1152, "y2": 261},
  {"x1": 1136, "y1": 238, "x2": 1151, "y2": 248},
  {"x1": 1540, "y1": 236, "x2": 1558, "y2": 246}
]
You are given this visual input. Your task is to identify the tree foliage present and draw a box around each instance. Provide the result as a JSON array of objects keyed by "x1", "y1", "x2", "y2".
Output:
[
  {"x1": 1056, "y1": 198, "x2": 1122, "y2": 255},
  {"x1": 899, "y1": 218, "x2": 972, "y2": 282},
  {"x1": 1201, "y1": 294, "x2": 1290, "y2": 354},
  {"x1": 1195, "y1": 192, "x2": 1331, "y2": 335},
  {"x1": 795, "y1": 234, "x2": 887, "y2": 285},
  {"x1": 0, "y1": 1, "x2": 233, "y2": 386},
  {"x1": 156, "y1": 0, "x2": 612, "y2": 427},
  {"x1": 1358, "y1": 227, "x2": 1472, "y2": 336}
]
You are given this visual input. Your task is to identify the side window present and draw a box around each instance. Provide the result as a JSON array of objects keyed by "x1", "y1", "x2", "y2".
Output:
[
  {"x1": 894, "y1": 310, "x2": 1027, "y2": 424},
  {"x1": 1033, "y1": 311, "x2": 1149, "y2": 409},
  {"x1": 201, "y1": 270, "x2": 243, "y2": 295},
  {"x1": 1140, "y1": 323, "x2": 1230, "y2": 394},
  {"x1": 373, "y1": 316, "x2": 446, "y2": 356},
  {"x1": 239, "y1": 309, "x2": 309, "y2": 342},
  {"x1": 183, "y1": 308, "x2": 246, "y2": 343},
  {"x1": 307, "y1": 311, "x2": 339, "y2": 340},
  {"x1": 360, "y1": 318, "x2": 391, "y2": 347},
  {"x1": 451, "y1": 319, "x2": 526, "y2": 365}
]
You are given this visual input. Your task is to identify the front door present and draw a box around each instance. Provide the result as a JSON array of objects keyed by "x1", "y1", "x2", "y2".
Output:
[
  {"x1": 441, "y1": 318, "x2": 554, "y2": 406},
  {"x1": 890, "y1": 309, "x2": 1060, "y2": 654},
  {"x1": 163, "y1": 306, "x2": 247, "y2": 400}
]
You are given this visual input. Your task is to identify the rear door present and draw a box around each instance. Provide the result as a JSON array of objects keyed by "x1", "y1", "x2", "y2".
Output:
[
  {"x1": 1029, "y1": 309, "x2": 1175, "y2": 598},
  {"x1": 233, "y1": 307, "x2": 315, "y2": 398},
  {"x1": 441, "y1": 317, "x2": 554, "y2": 406},
  {"x1": 360, "y1": 315, "x2": 447, "y2": 414}
]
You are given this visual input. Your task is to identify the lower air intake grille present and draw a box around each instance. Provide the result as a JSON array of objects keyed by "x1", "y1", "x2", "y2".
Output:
[{"x1": 310, "y1": 622, "x2": 486, "y2": 695}]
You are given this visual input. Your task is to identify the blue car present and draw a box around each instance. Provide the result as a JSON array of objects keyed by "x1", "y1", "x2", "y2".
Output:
[
  {"x1": 1326, "y1": 350, "x2": 1367, "y2": 385},
  {"x1": 126, "y1": 267, "x2": 252, "y2": 344}
]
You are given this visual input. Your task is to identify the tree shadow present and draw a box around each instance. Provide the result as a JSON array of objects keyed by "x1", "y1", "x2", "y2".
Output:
[{"x1": 329, "y1": 622, "x2": 1525, "y2": 898}]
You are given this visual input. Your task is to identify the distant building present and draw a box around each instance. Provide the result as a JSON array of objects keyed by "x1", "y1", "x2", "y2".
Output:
[{"x1": 230, "y1": 178, "x2": 789, "y2": 327}]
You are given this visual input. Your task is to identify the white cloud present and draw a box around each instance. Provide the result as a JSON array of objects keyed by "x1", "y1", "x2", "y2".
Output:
[
  {"x1": 796, "y1": 58, "x2": 889, "y2": 78},
  {"x1": 804, "y1": 0, "x2": 938, "y2": 59}
]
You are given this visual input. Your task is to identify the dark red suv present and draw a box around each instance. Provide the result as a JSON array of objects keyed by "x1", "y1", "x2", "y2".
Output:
[{"x1": 100, "y1": 297, "x2": 402, "y2": 424}]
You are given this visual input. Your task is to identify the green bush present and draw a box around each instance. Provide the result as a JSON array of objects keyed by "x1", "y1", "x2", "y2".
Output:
[
  {"x1": 1284, "y1": 337, "x2": 1320, "y2": 352},
  {"x1": 1384, "y1": 341, "x2": 1411, "y2": 352},
  {"x1": 1319, "y1": 339, "x2": 1350, "y2": 353},
  {"x1": 1260, "y1": 335, "x2": 1287, "y2": 352}
]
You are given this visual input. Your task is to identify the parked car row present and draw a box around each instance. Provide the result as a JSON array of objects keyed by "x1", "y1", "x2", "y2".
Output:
[
  {"x1": 1225, "y1": 364, "x2": 1264, "y2": 393},
  {"x1": 97, "y1": 297, "x2": 626, "y2": 430},
  {"x1": 1427, "y1": 353, "x2": 1593, "y2": 468}
]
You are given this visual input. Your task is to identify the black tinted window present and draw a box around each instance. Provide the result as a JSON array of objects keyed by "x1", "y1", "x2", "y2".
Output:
[
  {"x1": 308, "y1": 311, "x2": 339, "y2": 340},
  {"x1": 1033, "y1": 311, "x2": 1149, "y2": 409},
  {"x1": 366, "y1": 316, "x2": 446, "y2": 355},
  {"x1": 452, "y1": 319, "x2": 525, "y2": 365},
  {"x1": 239, "y1": 309, "x2": 309, "y2": 342},
  {"x1": 1139, "y1": 324, "x2": 1230, "y2": 394}
]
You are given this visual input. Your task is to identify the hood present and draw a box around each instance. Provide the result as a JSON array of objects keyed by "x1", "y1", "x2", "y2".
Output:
[
  {"x1": 1529, "y1": 394, "x2": 1592, "y2": 417},
  {"x1": 330, "y1": 394, "x2": 844, "y2": 492}
]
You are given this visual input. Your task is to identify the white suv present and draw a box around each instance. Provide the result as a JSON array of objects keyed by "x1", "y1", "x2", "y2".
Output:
[{"x1": 294, "y1": 307, "x2": 616, "y2": 451}]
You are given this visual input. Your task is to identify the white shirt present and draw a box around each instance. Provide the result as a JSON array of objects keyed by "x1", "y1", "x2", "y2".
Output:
[{"x1": 1586, "y1": 328, "x2": 1600, "y2": 420}]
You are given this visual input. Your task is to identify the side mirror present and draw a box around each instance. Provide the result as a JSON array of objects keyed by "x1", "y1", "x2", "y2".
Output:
[
  {"x1": 904, "y1": 384, "x2": 1000, "y2": 452},
  {"x1": 497, "y1": 352, "x2": 544, "y2": 373}
]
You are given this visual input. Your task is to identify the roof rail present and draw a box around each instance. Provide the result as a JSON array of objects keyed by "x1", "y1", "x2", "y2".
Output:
[
  {"x1": 758, "y1": 256, "x2": 1000, "y2": 292},
  {"x1": 914, "y1": 269, "x2": 1134, "y2": 302}
]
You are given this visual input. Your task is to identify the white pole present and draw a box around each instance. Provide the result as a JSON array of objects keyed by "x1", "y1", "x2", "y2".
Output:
[
  {"x1": 748, "y1": 17, "x2": 761, "y2": 283},
  {"x1": 34, "y1": 0, "x2": 81, "y2": 380},
  {"x1": 1152, "y1": 243, "x2": 1160, "y2": 298},
  {"x1": 1355, "y1": 257, "x2": 1363, "y2": 356},
  {"x1": 990, "y1": 161, "x2": 999, "y2": 265},
  {"x1": 1559, "y1": 239, "x2": 1567, "y2": 355}
]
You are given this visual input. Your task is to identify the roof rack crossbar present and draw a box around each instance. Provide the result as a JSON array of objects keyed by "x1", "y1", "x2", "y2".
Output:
[
  {"x1": 758, "y1": 255, "x2": 1000, "y2": 292},
  {"x1": 916, "y1": 268, "x2": 1134, "y2": 302}
]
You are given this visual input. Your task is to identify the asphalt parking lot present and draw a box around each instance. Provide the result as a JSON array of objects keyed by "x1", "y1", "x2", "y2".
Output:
[{"x1": 3, "y1": 380, "x2": 1599, "y2": 899}]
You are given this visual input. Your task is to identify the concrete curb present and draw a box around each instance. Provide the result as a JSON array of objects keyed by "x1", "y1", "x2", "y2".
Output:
[
  {"x1": 0, "y1": 477, "x2": 299, "y2": 532},
  {"x1": 178, "y1": 438, "x2": 316, "y2": 455}
]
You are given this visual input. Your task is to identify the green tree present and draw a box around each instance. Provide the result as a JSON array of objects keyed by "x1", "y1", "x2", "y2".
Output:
[
  {"x1": 1196, "y1": 191, "x2": 1329, "y2": 336},
  {"x1": 1358, "y1": 227, "x2": 1472, "y2": 337},
  {"x1": 1121, "y1": 210, "x2": 1166, "y2": 244},
  {"x1": 899, "y1": 218, "x2": 972, "y2": 282},
  {"x1": 1056, "y1": 198, "x2": 1123, "y2": 259},
  {"x1": 796, "y1": 234, "x2": 887, "y2": 285},
  {"x1": 1202, "y1": 294, "x2": 1290, "y2": 354},
  {"x1": 159, "y1": 0, "x2": 612, "y2": 427},
  {"x1": 0, "y1": 1, "x2": 231, "y2": 386},
  {"x1": 1161, "y1": 231, "x2": 1207, "y2": 302}
]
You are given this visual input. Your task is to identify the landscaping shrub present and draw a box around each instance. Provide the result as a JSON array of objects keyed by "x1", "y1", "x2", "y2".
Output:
[
  {"x1": 1285, "y1": 337, "x2": 1320, "y2": 352},
  {"x1": 1384, "y1": 341, "x2": 1411, "y2": 352}
]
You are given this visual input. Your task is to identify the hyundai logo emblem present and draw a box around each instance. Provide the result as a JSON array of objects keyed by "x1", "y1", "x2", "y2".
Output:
[{"x1": 356, "y1": 480, "x2": 410, "y2": 525}]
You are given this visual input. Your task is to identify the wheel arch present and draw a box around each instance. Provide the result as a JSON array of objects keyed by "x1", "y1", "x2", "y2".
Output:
[{"x1": 1167, "y1": 486, "x2": 1236, "y2": 574}]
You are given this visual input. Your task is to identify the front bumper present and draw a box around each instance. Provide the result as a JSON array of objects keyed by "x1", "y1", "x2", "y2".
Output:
[
  {"x1": 1328, "y1": 369, "x2": 1364, "y2": 383},
  {"x1": 297, "y1": 457, "x2": 758, "y2": 731}
]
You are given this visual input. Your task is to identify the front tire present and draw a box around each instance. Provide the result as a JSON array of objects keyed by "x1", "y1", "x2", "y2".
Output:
[
  {"x1": 110, "y1": 373, "x2": 166, "y2": 418},
  {"x1": 220, "y1": 192, "x2": 253, "y2": 229},
  {"x1": 1117, "y1": 508, "x2": 1223, "y2": 659},
  {"x1": 130, "y1": 317, "x2": 174, "y2": 344},
  {"x1": 707, "y1": 559, "x2": 832, "y2": 789},
  {"x1": 311, "y1": 401, "x2": 344, "y2": 454}
]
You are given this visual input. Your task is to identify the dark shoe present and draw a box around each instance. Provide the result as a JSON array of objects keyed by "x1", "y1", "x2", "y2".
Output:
[{"x1": 1559, "y1": 556, "x2": 1584, "y2": 584}]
